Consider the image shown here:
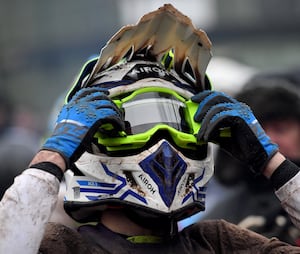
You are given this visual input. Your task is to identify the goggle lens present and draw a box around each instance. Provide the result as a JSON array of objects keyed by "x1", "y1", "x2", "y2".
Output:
[
  {"x1": 95, "y1": 88, "x2": 202, "y2": 152},
  {"x1": 121, "y1": 92, "x2": 191, "y2": 135}
]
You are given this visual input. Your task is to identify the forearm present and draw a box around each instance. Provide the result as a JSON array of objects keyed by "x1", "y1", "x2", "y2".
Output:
[
  {"x1": 263, "y1": 151, "x2": 300, "y2": 229},
  {"x1": 0, "y1": 150, "x2": 64, "y2": 253}
]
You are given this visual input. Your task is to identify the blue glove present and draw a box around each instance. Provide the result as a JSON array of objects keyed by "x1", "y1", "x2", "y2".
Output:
[
  {"x1": 191, "y1": 90, "x2": 278, "y2": 174},
  {"x1": 42, "y1": 87, "x2": 124, "y2": 165}
]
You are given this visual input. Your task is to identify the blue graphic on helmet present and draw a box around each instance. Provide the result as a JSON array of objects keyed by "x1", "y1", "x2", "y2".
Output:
[
  {"x1": 181, "y1": 167, "x2": 206, "y2": 205},
  {"x1": 77, "y1": 163, "x2": 147, "y2": 204},
  {"x1": 139, "y1": 141, "x2": 187, "y2": 207}
]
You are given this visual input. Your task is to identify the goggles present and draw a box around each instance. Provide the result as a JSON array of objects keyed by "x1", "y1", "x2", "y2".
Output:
[{"x1": 95, "y1": 87, "x2": 204, "y2": 152}]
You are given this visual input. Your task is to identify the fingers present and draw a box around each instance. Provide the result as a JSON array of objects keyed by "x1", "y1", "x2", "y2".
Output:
[
  {"x1": 93, "y1": 100, "x2": 123, "y2": 118},
  {"x1": 97, "y1": 115, "x2": 125, "y2": 134},
  {"x1": 72, "y1": 87, "x2": 109, "y2": 99},
  {"x1": 71, "y1": 87, "x2": 123, "y2": 118},
  {"x1": 191, "y1": 91, "x2": 248, "y2": 142},
  {"x1": 197, "y1": 101, "x2": 251, "y2": 142},
  {"x1": 71, "y1": 87, "x2": 111, "y2": 105},
  {"x1": 197, "y1": 103, "x2": 234, "y2": 141},
  {"x1": 61, "y1": 86, "x2": 125, "y2": 133},
  {"x1": 191, "y1": 90, "x2": 213, "y2": 103},
  {"x1": 192, "y1": 91, "x2": 236, "y2": 122}
]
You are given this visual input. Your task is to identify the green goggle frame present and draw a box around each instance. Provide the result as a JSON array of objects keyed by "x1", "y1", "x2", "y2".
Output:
[{"x1": 94, "y1": 87, "x2": 204, "y2": 152}]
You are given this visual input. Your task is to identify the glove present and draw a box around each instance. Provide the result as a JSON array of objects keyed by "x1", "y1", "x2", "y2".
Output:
[
  {"x1": 42, "y1": 87, "x2": 125, "y2": 165},
  {"x1": 191, "y1": 90, "x2": 278, "y2": 174}
]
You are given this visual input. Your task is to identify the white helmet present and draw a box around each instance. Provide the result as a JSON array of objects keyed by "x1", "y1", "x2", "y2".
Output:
[{"x1": 63, "y1": 4, "x2": 214, "y2": 232}]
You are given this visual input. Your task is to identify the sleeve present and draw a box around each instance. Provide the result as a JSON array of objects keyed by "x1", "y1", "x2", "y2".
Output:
[
  {"x1": 190, "y1": 219, "x2": 300, "y2": 253},
  {"x1": 0, "y1": 168, "x2": 60, "y2": 254},
  {"x1": 275, "y1": 171, "x2": 300, "y2": 230}
]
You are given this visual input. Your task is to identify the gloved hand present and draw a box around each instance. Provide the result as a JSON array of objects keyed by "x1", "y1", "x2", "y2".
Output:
[
  {"x1": 192, "y1": 90, "x2": 278, "y2": 174},
  {"x1": 42, "y1": 87, "x2": 124, "y2": 166}
]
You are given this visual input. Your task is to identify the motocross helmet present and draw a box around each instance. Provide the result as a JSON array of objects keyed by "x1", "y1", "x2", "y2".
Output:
[{"x1": 63, "y1": 4, "x2": 214, "y2": 232}]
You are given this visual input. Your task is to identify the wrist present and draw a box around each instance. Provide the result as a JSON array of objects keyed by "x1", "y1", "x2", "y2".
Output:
[
  {"x1": 30, "y1": 150, "x2": 67, "y2": 173},
  {"x1": 262, "y1": 152, "x2": 286, "y2": 178}
]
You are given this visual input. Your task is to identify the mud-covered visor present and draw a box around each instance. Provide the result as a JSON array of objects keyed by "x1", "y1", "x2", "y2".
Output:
[{"x1": 95, "y1": 87, "x2": 203, "y2": 152}]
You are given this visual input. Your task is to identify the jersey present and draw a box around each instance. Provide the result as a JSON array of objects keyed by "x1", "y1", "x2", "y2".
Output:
[
  {"x1": 1, "y1": 164, "x2": 300, "y2": 253},
  {"x1": 39, "y1": 220, "x2": 300, "y2": 254}
]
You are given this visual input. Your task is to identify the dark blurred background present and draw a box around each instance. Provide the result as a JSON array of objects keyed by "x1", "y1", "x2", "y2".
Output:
[{"x1": 1, "y1": 0, "x2": 300, "y2": 132}]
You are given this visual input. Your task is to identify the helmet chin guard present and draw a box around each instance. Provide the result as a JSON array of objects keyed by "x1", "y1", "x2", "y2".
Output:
[{"x1": 64, "y1": 139, "x2": 214, "y2": 223}]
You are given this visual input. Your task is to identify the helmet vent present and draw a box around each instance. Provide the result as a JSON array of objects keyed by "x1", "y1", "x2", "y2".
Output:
[
  {"x1": 182, "y1": 58, "x2": 196, "y2": 84},
  {"x1": 136, "y1": 45, "x2": 152, "y2": 58},
  {"x1": 123, "y1": 46, "x2": 134, "y2": 61},
  {"x1": 139, "y1": 141, "x2": 187, "y2": 207}
]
